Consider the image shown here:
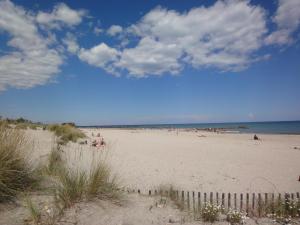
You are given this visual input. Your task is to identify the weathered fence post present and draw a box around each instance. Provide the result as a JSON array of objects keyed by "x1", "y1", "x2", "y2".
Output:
[
  {"x1": 187, "y1": 191, "x2": 190, "y2": 210},
  {"x1": 192, "y1": 191, "x2": 195, "y2": 214},
  {"x1": 246, "y1": 193, "x2": 249, "y2": 214},
  {"x1": 271, "y1": 193, "x2": 275, "y2": 214},
  {"x1": 252, "y1": 193, "x2": 255, "y2": 215},
  {"x1": 264, "y1": 193, "x2": 268, "y2": 215},
  {"x1": 181, "y1": 191, "x2": 185, "y2": 209},
  {"x1": 228, "y1": 193, "x2": 231, "y2": 209},
  {"x1": 210, "y1": 192, "x2": 213, "y2": 204},
  {"x1": 234, "y1": 193, "x2": 237, "y2": 210},
  {"x1": 198, "y1": 192, "x2": 201, "y2": 212},
  {"x1": 240, "y1": 193, "x2": 243, "y2": 211},
  {"x1": 258, "y1": 193, "x2": 262, "y2": 217},
  {"x1": 216, "y1": 192, "x2": 219, "y2": 205},
  {"x1": 222, "y1": 193, "x2": 225, "y2": 208},
  {"x1": 204, "y1": 192, "x2": 207, "y2": 206}
]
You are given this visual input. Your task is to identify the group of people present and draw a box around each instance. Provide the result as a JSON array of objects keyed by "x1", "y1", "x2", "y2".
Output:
[{"x1": 91, "y1": 132, "x2": 105, "y2": 148}]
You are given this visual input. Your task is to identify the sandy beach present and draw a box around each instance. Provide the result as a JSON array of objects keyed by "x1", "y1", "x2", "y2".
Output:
[
  {"x1": 25, "y1": 128, "x2": 300, "y2": 194},
  {"x1": 2, "y1": 127, "x2": 300, "y2": 225},
  {"x1": 51, "y1": 128, "x2": 300, "y2": 194}
]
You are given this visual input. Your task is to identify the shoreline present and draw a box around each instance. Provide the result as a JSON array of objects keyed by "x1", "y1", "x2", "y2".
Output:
[{"x1": 79, "y1": 127, "x2": 300, "y2": 135}]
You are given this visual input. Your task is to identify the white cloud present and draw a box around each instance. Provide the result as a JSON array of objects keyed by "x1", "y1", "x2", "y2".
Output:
[
  {"x1": 115, "y1": 37, "x2": 182, "y2": 76},
  {"x1": 78, "y1": 0, "x2": 268, "y2": 76},
  {"x1": 265, "y1": 0, "x2": 300, "y2": 45},
  {"x1": 63, "y1": 33, "x2": 79, "y2": 54},
  {"x1": 36, "y1": 3, "x2": 86, "y2": 29},
  {"x1": 0, "y1": 0, "x2": 63, "y2": 91},
  {"x1": 107, "y1": 25, "x2": 123, "y2": 36},
  {"x1": 78, "y1": 43, "x2": 120, "y2": 73}
]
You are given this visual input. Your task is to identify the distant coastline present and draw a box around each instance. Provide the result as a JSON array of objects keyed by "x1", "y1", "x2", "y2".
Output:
[{"x1": 79, "y1": 120, "x2": 300, "y2": 134}]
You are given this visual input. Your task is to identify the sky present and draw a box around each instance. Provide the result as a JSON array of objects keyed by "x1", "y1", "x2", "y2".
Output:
[{"x1": 0, "y1": 0, "x2": 300, "y2": 125}]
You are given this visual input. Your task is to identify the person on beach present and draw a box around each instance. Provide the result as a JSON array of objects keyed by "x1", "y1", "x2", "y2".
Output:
[{"x1": 254, "y1": 134, "x2": 259, "y2": 140}]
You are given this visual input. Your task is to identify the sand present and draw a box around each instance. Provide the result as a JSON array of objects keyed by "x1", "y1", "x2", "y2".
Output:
[
  {"x1": 81, "y1": 128, "x2": 300, "y2": 193},
  {"x1": 24, "y1": 128, "x2": 300, "y2": 193},
  {"x1": 1, "y1": 128, "x2": 300, "y2": 225}
]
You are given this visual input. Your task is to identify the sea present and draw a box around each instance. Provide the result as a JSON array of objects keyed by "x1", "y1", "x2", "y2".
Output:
[{"x1": 80, "y1": 121, "x2": 300, "y2": 134}]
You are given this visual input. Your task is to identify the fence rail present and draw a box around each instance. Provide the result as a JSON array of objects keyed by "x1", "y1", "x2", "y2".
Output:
[{"x1": 126, "y1": 188, "x2": 300, "y2": 217}]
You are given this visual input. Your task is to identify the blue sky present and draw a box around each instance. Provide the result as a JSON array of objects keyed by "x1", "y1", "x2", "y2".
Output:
[{"x1": 0, "y1": 0, "x2": 300, "y2": 125}]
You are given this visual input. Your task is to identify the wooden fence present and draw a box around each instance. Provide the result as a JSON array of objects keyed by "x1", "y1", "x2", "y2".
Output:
[{"x1": 126, "y1": 189, "x2": 300, "y2": 217}]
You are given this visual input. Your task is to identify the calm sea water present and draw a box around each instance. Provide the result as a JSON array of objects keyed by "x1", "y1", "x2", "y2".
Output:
[{"x1": 81, "y1": 121, "x2": 300, "y2": 134}]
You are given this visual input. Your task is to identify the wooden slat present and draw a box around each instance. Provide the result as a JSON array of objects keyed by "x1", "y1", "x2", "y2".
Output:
[
  {"x1": 258, "y1": 193, "x2": 262, "y2": 217},
  {"x1": 246, "y1": 193, "x2": 249, "y2": 214},
  {"x1": 252, "y1": 193, "x2": 255, "y2": 213},
  {"x1": 187, "y1": 191, "x2": 190, "y2": 210},
  {"x1": 234, "y1": 193, "x2": 237, "y2": 209},
  {"x1": 222, "y1": 193, "x2": 225, "y2": 208},
  {"x1": 240, "y1": 193, "x2": 243, "y2": 211}
]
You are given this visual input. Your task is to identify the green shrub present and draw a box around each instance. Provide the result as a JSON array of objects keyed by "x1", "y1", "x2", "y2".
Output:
[
  {"x1": 47, "y1": 124, "x2": 85, "y2": 145},
  {"x1": 201, "y1": 203, "x2": 221, "y2": 222},
  {"x1": 15, "y1": 123, "x2": 28, "y2": 129},
  {"x1": 226, "y1": 209, "x2": 246, "y2": 224},
  {"x1": 0, "y1": 125, "x2": 37, "y2": 202}
]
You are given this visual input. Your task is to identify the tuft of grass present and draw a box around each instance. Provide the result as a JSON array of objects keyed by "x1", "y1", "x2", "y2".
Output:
[
  {"x1": 0, "y1": 125, "x2": 37, "y2": 202},
  {"x1": 47, "y1": 124, "x2": 85, "y2": 145},
  {"x1": 25, "y1": 197, "x2": 41, "y2": 225},
  {"x1": 53, "y1": 160, "x2": 120, "y2": 209},
  {"x1": 87, "y1": 162, "x2": 120, "y2": 200},
  {"x1": 155, "y1": 185, "x2": 185, "y2": 211},
  {"x1": 55, "y1": 169, "x2": 87, "y2": 208},
  {"x1": 45, "y1": 144, "x2": 64, "y2": 176}
]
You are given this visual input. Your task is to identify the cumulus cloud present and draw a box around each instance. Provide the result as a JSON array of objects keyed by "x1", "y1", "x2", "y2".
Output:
[
  {"x1": 107, "y1": 25, "x2": 123, "y2": 36},
  {"x1": 63, "y1": 33, "x2": 79, "y2": 54},
  {"x1": 78, "y1": 43, "x2": 120, "y2": 73},
  {"x1": 36, "y1": 2, "x2": 86, "y2": 29},
  {"x1": 0, "y1": 0, "x2": 86, "y2": 91},
  {"x1": 265, "y1": 0, "x2": 300, "y2": 45},
  {"x1": 0, "y1": 0, "x2": 63, "y2": 91},
  {"x1": 78, "y1": 0, "x2": 269, "y2": 76},
  {"x1": 115, "y1": 37, "x2": 182, "y2": 76}
]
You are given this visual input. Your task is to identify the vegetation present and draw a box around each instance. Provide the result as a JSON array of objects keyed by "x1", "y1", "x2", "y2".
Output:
[
  {"x1": 266, "y1": 196, "x2": 300, "y2": 224},
  {"x1": 0, "y1": 125, "x2": 38, "y2": 202},
  {"x1": 55, "y1": 169, "x2": 87, "y2": 208},
  {"x1": 25, "y1": 197, "x2": 41, "y2": 225},
  {"x1": 200, "y1": 203, "x2": 221, "y2": 222},
  {"x1": 0, "y1": 117, "x2": 120, "y2": 225},
  {"x1": 226, "y1": 209, "x2": 246, "y2": 224},
  {"x1": 0, "y1": 116, "x2": 44, "y2": 131},
  {"x1": 44, "y1": 144, "x2": 64, "y2": 176},
  {"x1": 47, "y1": 124, "x2": 86, "y2": 145}
]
